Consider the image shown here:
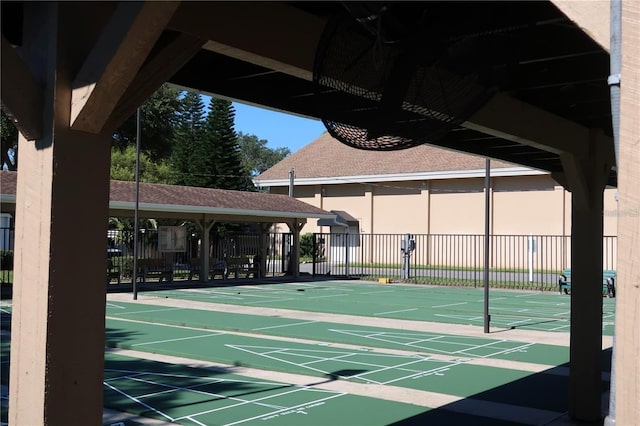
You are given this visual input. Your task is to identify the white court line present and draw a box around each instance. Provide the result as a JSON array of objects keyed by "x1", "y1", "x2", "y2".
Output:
[
  {"x1": 374, "y1": 308, "x2": 418, "y2": 316},
  {"x1": 131, "y1": 376, "x2": 291, "y2": 418},
  {"x1": 228, "y1": 345, "x2": 332, "y2": 377},
  {"x1": 301, "y1": 352, "x2": 358, "y2": 367},
  {"x1": 244, "y1": 297, "x2": 294, "y2": 305},
  {"x1": 186, "y1": 416, "x2": 207, "y2": 426},
  {"x1": 106, "y1": 303, "x2": 126, "y2": 309},
  {"x1": 514, "y1": 293, "x2": 544, "y2": 298},
  {"x1": 115, "y1": 307, "x2": 183, "y2": 316},
  {"x1": 131, "y1": 332, "x2": 223, "y2": 347},
  {"x1": 252, "y1": 320, "x2": 317, "y2": 331},
  {"x1": 220, "y1": 393, "x2": 346, "y2": 426},
  {"x1": 452, "y1": 339, "x2": 506, "y2": 355},
  {"x1": 431, "y1": 302, "x2": 467, "y2": 309},
  {"x1": 380, "y1": 359, "x2": 457, "y2": 385},
  {"x1": 308, "y1": 293, "x2": 351, "y2": 299},
  {"x1": 103, "y1": 381, "x2": 174, "y2": 421},
  {"x1": 105, "y1": 368, "x2": 286, "y2": 387},
  {"x1": 361, "y1": 290, "x2": 395, "y2": 295}
]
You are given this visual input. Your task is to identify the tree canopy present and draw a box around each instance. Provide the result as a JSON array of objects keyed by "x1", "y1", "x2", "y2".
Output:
[
  {"x1": 237, "y1": 132, "x2": 291, "y2": 177},
  {"x1": 112, "y1": 84, "x2": 181, "y2": 162},
  {"x1": 1, "y1": 110, "x2": 18, "y2": 170}
]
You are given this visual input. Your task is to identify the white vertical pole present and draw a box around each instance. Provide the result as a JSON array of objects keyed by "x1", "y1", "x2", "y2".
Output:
[{"x1": 528, "y1": 234, "x2": 534, "y2": 282}]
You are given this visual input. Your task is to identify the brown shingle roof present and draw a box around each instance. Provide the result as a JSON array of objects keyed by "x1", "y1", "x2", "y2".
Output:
[
  {"x1": 256, "y1": 132, "x2": 517, "y2": 181},
  {"x1": 0, "y1": 171, "x2": 331, "y2": 218}
]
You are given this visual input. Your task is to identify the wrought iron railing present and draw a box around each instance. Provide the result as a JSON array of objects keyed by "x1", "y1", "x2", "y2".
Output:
[
  {"x1": 0, "y1": 227, "x2": 617, "y2": 292},
  {"x1": 311, "y1": 233, "x2": 617, "y2": 291}
]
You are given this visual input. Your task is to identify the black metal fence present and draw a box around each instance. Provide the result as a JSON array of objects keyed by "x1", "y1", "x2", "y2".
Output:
[
  {"x1": 0, "y1": 226, "x2": 617, "y2": 292},
  {"x1": 105, "y1": 229, "x2": 294, "y2": 281},
  {"x1": 311, "y1": 233, "x2": 618, "y2": 291}
]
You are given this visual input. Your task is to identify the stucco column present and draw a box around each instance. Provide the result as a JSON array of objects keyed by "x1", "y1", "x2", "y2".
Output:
[
  {"x1": 568, "y1": 184, "x2": 605, "y2": 420},
  {"x1": 9, "y1": 5, "x2": 111, "y2": 424},
  {"x1": 614, "y1": 2, "x2": 640, "y2": 423},
  {"x1": 559, "y1": 130, "x2": 613, "y2": 422}
]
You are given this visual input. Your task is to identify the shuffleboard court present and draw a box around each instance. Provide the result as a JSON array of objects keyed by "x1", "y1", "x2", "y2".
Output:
[
  {"x1": 103, "y1": 352, "x2": 439, "y2": 426},
  {"x1": 106, "y1": 301, "x2": 570, "y2": 366},
  {"x1": 141, "y1": 281, "x2": 615, "y2": 335},
  {"x1": 104, "y1": 317, "x2": 574, "y2": 413}
]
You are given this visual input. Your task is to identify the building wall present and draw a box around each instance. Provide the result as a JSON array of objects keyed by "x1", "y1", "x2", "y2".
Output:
[
  {"x1": 270, "y1": 174, "x2": 618, "y2": 238},
  {"x1": 492, "y1": 175, "x2": 564, "y2": 235},
  {"x1": 372, "y1": 182, "x2": 428, "y2": 234},
  {"x1": 429, "y1": 179, "x2": 486, "y2": 234}
]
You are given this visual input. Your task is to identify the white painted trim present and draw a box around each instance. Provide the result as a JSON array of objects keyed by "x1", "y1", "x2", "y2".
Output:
[
  {"x1": 108, "y1": 201, "x2": 336, "y2": 219},
  {"x1": 254, "y1": 167, "x2": 548, "y2": 187}
]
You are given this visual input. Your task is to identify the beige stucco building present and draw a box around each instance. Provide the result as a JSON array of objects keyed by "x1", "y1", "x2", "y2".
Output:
[{"x1": 255, "y1": 133, "x2": 619, "y2": 238}]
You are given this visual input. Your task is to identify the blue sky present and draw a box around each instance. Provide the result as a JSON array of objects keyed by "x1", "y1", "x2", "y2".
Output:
[{"x1": 232, "y1": 102, "x2": 326, "y2": 153}]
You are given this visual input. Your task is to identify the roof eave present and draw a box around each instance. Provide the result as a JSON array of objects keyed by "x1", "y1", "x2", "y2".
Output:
[
  {"x1": 109, "y1": 201, "x2": 336, "y2": 220},
  {"x1": 254, "y1": 167, "x2": 548, "y2": 187}
]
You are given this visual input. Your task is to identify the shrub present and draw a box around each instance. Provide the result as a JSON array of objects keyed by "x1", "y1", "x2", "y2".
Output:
[
  {"x1": 0, "y1": 251, "x2": 13, "y2": 270},
  {"x1": 300, "y1": 233, "x2": 314, "y2": 259}
]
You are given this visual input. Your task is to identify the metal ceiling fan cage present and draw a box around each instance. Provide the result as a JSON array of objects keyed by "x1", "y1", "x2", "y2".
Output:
[{"x1": 313, "y1": 4, "x2": 500, "y2": 151}]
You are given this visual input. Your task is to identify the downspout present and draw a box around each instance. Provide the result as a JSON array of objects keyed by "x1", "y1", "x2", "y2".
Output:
[{"x1": 604, "y1": 1, "x2": 621, "y2": 424}]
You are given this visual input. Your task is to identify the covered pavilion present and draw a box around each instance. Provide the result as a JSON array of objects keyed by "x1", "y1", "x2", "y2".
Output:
[
  {"x1": 0, "y1": 170, "x2": 336, "y2": 279},
  {"x1": 0, "y1": 2, "x2": 638, "y2": 424}
]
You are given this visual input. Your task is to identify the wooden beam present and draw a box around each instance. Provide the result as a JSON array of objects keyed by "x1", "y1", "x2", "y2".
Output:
[
  {"x1": 0, "y1": 35, "x2": 44, "y2": 140},
  {"x1": 465, "y1": 93, "x2": 610, "y2": 157},
  {"x1": 102, "y1": 32, "x2": 206, "y2": 134},
  {"x1": 70, "y1": 1, "x2": 180, "y2": 134},
  {"x1": 168, "y1": 2, "x2": 325, "y2": 81},
  {"x1": 169, "y1": 2, "x2": 609, "y2": 162}
]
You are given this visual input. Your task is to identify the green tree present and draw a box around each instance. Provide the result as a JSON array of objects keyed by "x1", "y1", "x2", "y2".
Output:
[
  {"x1": 1, "y1": 110, "x2": 18, "y2": 170},
  {"x1": 112, "y1": 84, "x2": 181, "y2": 162},
  {"x1": 170, "y1": 91, "x2": 206, "y2": 186},
  {"x1": 202, "y1": 98, "x2": 253, "y2": 191},
  {"x1": 237, "y1": 132, "x2": 291, "y2": 176},
  {"x1": 110, "y1": 145, "x2": 172, "y2": 183}
]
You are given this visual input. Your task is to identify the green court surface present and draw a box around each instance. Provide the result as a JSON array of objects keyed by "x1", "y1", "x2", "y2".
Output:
[
  {"x1": 103, "y1": 353, "x2": 524, "y2": 426},
  {"x1": 106, "y1": 301, "x2": 570, "y2": 365},
  {"x1": 103, "y1": 352, "x2": 430, "y2": 426},
  {"x1": 1, "y1": 281, "x2": 615, "y2": 425},
  {"x1": 143, "y1": 281, "x2": 616, "y2": 335},
  {"x1": 105, "y1": 317, "x2": 574, "y2": 413}
]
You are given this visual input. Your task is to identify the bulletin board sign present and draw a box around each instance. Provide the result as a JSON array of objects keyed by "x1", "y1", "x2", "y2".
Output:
[{"x1": 158, "y1": 226, "x2": 187, "y2": 252}]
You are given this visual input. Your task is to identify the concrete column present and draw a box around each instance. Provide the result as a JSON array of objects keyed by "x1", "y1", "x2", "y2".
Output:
[
  {"x1": 560, "y1": 131, "x2": 613, "y2": 422},
  {"x1": 614, "y1": 2, "x2": 640, "y2": 423},
  {"x1": 9, "y1": 6, "x2": 111, "y2": 424},
  {"x1": 568, "y1": 186, "x2": 605, "y2": 420}
]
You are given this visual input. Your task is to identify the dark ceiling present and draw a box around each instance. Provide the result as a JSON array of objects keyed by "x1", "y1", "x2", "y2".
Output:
[
  {"x1": 1, "y1": 1, "x2": 615, "y2": 185},
  {"x1": 167, "y1": 1, "x2": 614, "y2": 185}
]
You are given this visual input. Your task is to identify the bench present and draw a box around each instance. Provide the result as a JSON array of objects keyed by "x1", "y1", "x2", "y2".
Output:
[
  {"x1": 107, "y1": 259, "x2": 121, "y2": 285},
  {"x1": 225, "y1": 256, "x2": 257, "y2": 279},
  {"x1": 138, "y1": 258, "x2": 173, "y2": 283},
  {"x1": 188, "y1": 258, "x2": 227, "y2": 281},
  {"x1": 558, "y1": 268, "x2": 616, "y2": 297}
]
